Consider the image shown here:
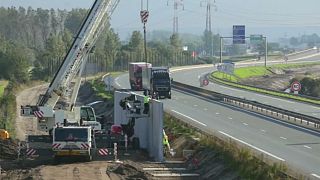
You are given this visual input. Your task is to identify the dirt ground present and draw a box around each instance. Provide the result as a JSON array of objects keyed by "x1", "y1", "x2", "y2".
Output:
[
  {"x1": 15, "y1": 84, "x2": 49, "y2": 141},
  {"x1": 240, "y1": 65, "x2": 320, "y2": 90}
]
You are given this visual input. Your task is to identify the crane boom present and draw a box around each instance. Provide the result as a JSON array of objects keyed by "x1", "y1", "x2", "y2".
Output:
[{"x1": 20, "y1": 0, "x2": 120, "y2": 133}]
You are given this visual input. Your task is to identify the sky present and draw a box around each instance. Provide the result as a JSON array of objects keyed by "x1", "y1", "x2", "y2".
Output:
[{"x1": 1, "y1": 0, "x2": 320, "y2": 41}]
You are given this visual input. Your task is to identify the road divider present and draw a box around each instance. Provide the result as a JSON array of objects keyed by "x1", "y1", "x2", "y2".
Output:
[{"x1": 172, "y1": 81, "x2": 320, "y2": 132}]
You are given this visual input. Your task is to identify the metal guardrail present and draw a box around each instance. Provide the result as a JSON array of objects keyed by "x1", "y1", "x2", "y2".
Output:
[{"x1": 172, "y1": 81, "x2": 320, "y2": 130}]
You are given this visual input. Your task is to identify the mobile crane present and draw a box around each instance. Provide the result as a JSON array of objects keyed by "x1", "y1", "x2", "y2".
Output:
[
  {"x1": 20, "y1": 0, "x2": 119, "y2": 133},
  {"x1": 20, "y1": 0, "x2": 120, "y2": 161}
]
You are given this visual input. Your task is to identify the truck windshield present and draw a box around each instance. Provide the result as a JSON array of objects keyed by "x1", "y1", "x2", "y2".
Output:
[
  {"x1": 54, "y1": 128, "x2": 88, "y2": 142},
  {"x1": 153, "y1": 72, "x2": 169, "y2": 79}
]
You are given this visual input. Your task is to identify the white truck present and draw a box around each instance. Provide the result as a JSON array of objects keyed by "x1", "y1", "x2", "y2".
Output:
[
  {"x1": 52, "y1": 126, "x2": 93, "y2": 161},
  {"x1": 142, "y1": 67, "x2": 172, "y2": 99}
]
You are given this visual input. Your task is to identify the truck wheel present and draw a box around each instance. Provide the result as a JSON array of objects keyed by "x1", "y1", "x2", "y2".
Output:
[
  {"x1": 132, "y1": 137, "x2": 140, "y2": 150},
  {"x1": 168, "y1": 92, "x2": 172, "y2": 99}
]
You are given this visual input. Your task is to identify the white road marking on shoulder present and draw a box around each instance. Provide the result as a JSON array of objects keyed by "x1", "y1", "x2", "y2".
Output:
[
  {"x1": 304, "y1": 145, "x2": 312, "y2": 149},
  {"x1": 243, "y1": 123, "x2": 248, "y2": 126},
  {"x1": 171, "y1": 110, "x2": 207, "y2": 127},
  {"x1": 228, "y1": 117, "x2": 233, "y2": 120},
  {"x1": 312, "y1": 173, "x2": 320, "y2": 179},
  {"x1": 260, "y1": 129, "x2": 266, "y2": 133},
  {"x1": 280, "y1": 137, "x2": 287, "y2": 140},
  {"x1": 219, "y1": 131, "x2": 285, "y2": 162},
  {"x1": 215, "y1": 112, "x2": 220, "y2": 115}
]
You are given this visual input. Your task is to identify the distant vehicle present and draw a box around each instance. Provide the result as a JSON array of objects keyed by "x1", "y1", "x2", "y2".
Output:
[
  {"x1": 129, "y1": 62, "x2": 152, "y2": 91},
  {"x1": 142, "y1": 67, "x2": 172, "y2": 99},
  {"x1": 52, "y1": 126, "x2": 93, "y2": 161}
]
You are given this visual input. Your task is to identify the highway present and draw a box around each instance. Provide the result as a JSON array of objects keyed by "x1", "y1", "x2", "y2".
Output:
[
  {"x1": 172, "y1": 51, "x2": 320, "y2": 119},
  {"x1": 114, "y1": 51, "x2": 320, "y2": 178}
]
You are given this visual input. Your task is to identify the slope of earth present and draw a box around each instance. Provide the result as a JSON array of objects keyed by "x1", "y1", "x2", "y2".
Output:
[{"x1": 240, "y1": 65, "x2": 320, "y2": 91}]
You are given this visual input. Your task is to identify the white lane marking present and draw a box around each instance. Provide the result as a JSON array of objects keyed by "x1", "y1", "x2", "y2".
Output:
[
  {"x1": 255, "y1": 94, "x2": 294, "y2": 104},
  {"x1": 280, "y1": 137, "x2": 287, "y2": 140},
  {"x1": 312, "y1": 113, "x2": 318, "y2": 116},
  {"x1": 312, "y1": 173, "x2": 320, "y2": 179},
  {"x1": 171, "y1": 110, "x2": 207, "y2": 127},
  {"x1": 204, "y1": 108, "x2": 208, "y2": 111},
  {"x1": 114, "y1": 77, "x2": 121, "y2": 87},
  {"x1": 228, "y1": 117, "x2": 233, "y2": 120},
  {"x1": 194, "y1": 104, "x2": 198, "y2": 107},
  {"x1": 171, "y1": 65, "x2": 212, "y2": 72},
  {"x1": 243, "y1": 123, "x2": 248, "y2": 126},
  {"x1": 174, "y1": 88, "x2": 320, "y2": 136},
  {"x1": 220, "y1": 86, "x2": 243, "y2": 92},
  {"x1": 261, "y1": 129, "x2": 266, "y2": 133},
  {"x1": 311, "y1": 106, "x2": 320, "y2": 110},
  {"x1": 215, "y1": 112, "x2": 220, "y2": 115},
  {"x1": 219, "y1": 131, "x2": 285, "y2": 162},
  {"x1": 304, "y1": 145, "x2": 312, "y2": 149}
]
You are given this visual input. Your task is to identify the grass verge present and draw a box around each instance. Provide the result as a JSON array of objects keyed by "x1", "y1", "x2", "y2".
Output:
[
  {"x1": 164, "y1": 114, "x2": 294, "y2": 179},
  {"x1": 211, "y1": 76, "x2": 320, "y2": 105},
  {"x1": 0, "y1": 80, "x2": 8, "y2": 98},
  {"x1": 0, "y1": 81, "x2": 18, "y2": 138},
  {"x1": 88, "y1": 72, "x2": 124, "y2": 101},
  {"x1": 211, "y1": 62, "x2": 320, "y2": 105},
  {"x1": 213, "y1": 62, "x2": 320, "y2": 82}
]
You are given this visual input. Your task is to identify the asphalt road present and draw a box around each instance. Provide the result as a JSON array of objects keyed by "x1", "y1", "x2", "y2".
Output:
[
  {"x1": 114, "y1": 51, "x2": 320, "y2": 178},
  {"x1": 172, "y1": 51, "x2": 320, "y2": 119}
]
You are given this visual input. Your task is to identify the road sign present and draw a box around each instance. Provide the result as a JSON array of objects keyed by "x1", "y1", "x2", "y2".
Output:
[
  {"x1": 140, "y1": 10, "x2": 149, "y2": 23},
  {"x1": 233, "y1": 25, "x2": 245, "y2": 44},
  {"x1": 250, "y1": 34, "x2": 263, "y2": 44},
  {"x1": 203, "y1": 79, "x2": 209, "y2": 86},
  {"x1": 291, "y1": 81, "x2": 301, "y2": 92}
]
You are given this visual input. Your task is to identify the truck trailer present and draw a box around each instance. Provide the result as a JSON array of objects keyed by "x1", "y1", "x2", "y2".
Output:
[
  {"x1": 142, "y1": 67, "x2": 172, "y2": 99},
  {"x1": 129, "y1": 62, "x2": 152, "y2": 91}
]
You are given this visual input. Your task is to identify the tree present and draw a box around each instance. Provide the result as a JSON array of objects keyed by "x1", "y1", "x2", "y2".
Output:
[
  {"x1": 170, "y1": 33, "x2": 181, "y2": 50},
  {"x1": 64, "y1": 9, "x2": 87, "y2": 34},
  {"x1": 289, "y1": 37, "x2": 299, "y2": 46},
  {"x1": 129, "y1": 31, "x2": 143, "y2": 50},
  {"x1": 104, "y1": 28, "x2": 121, "y2": 69},
  {"x1": 202, "y1": 30, "x2": 213, "y2": 56}
]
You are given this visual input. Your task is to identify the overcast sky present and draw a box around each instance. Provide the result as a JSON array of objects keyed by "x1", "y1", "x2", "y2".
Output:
[{"x1": 1, "y1": 0, "x2": 320, "y2": 41}]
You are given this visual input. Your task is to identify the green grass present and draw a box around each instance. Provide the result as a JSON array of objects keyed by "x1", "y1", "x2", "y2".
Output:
[
  {"x1": 0, "y1": 80, "x2": 8, "y2": 98},
  {"x1": 90, "y1": 79, "x2": 113, "y2": 100},
  {"x1": 235, "y1": 66, "x2": 271, "y2": 79},
  {"x1": 213, "y1": 62, "x2": 320, "y2": 81}
]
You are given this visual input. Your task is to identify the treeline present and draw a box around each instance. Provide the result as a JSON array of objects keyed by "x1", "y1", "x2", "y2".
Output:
[{"x1": 0, "y1": 7, "x2": 199, "y2": 83}]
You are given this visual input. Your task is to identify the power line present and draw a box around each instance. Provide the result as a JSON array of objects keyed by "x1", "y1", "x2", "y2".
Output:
[{"x1": 167, "y1": 0, "x2": 184, "y2": 35}]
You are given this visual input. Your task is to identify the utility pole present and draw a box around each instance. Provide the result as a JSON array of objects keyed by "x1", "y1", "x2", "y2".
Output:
[
  {"x1": 140, "y1": 0, "x2": 149, "y2": 62},
  {"x1": 168, "y1": 0, "x2": 184, "y2": 35},
  {"x1": 201, "y1": 0, "x2": 217, "y2": 57}
]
